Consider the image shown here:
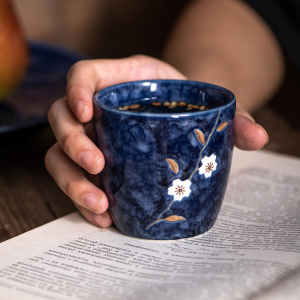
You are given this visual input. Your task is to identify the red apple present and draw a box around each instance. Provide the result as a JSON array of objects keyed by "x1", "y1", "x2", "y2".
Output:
[{"x1": 0, "y1": 0, "x2": 29, "y2": 100}]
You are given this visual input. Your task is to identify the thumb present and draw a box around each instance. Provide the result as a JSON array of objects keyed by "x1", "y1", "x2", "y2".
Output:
[{"x1": 234, "y1": 106, "x2": 269, "y2": 150}]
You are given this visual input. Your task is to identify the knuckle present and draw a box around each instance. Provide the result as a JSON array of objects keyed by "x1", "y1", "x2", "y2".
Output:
[
  {"x1": 66, "y1": 84, "x2": 80, "y2": 100},
  {"x1": 65, "y1": 178, "x2": 83, "y2": 201},
  {"x1": 130, "y1": 54, "x2": 150, "y2": 61},
  {"x1": 65, "y1": 179, "x2": 76, "y2": 198},
  {"x1": 44, "y1": 147, "x2": 52, "y2": 172},
  {"x1": 60, "y1": 132, "x2": 75, "y2": 154},
  {"x1": 47, "y1": 101, "x2": 58, "y2": 126},
  {"x1": 47, "y1": 98, "x2": 66, "y2": 126},
  {"x1": 44, "y1": 144, "x2": 59, "y2": 173},
  {"x1": 60, "y1": 131, "x2": 84, "y2": 158},
  {"x1": 67, "y1": 60, "x2": 88, "y2": 79},
  {"x1": 67, "y1": 59, "x2": 96, "y2": 81}
]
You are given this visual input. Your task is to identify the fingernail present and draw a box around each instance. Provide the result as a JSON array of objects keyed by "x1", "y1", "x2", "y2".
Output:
[
  {"x1": 82, "y1": 193, "x2": 101, "y2": 213},
  {"x1": 79, "y1": 151, "x2": 100, "y2": 173},
  {"x1": 74, "y1": 100, "x2": 87, "y2": 121},
  {"x1": 237, "y1": 113, "x2": 269, "y2": 142},
  {"x1": 255, "y1": 122, "x2": 270, "y2": 145},
  {"x1": 245, "y1": 115, "x2": 255, "y2": 123}
]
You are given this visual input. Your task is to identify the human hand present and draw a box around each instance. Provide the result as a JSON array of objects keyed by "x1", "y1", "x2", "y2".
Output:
[
  {"x1": 45, "y1": 55, "x2": 186, "y2": 228},
  {"x1": 45, "y1": 55, "x2": 268, "y2": 228}
]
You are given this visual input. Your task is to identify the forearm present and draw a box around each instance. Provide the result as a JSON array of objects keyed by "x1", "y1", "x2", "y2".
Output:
[{"x1": 163, "y1": 0, "x2": 285, "y2": 113}]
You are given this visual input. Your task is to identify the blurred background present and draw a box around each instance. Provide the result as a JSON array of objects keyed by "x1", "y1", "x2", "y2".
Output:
[
  {"x1": 11, "y1": 0, "x2": 300, "y2": 156},
  {"x1": 12, "y1": 0, "x2": 187, "y2": 59}
]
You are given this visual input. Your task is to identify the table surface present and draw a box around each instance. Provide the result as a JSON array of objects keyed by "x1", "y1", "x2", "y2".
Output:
[
  {"x1": 0, "y1": 105, "x2": 300, "y2": 243},
  {"x1": 0, "y1": 125, "x2": 77, "y2": 243}
]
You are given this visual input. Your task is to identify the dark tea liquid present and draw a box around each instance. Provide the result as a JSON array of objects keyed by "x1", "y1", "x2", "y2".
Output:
[{"x1": 119, "y1": 100, "x2": 213, "y2": 113}]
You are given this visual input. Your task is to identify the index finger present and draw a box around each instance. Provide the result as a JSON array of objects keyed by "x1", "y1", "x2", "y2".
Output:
[{"x1": 66, "y1": 55, "x2": 186, "y2": 123}]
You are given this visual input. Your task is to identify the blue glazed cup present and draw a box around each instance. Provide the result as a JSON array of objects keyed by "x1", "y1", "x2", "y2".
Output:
[{"x1": 93, "y1": 80, "x2": 235, "y2": 240}]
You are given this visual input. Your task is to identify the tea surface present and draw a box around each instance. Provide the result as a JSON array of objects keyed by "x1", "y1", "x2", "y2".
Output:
[{"x1": 119, "y1": 100, "x2": 213, "y2": 113}]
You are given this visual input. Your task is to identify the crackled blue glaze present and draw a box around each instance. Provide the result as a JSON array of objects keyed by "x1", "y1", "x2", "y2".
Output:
[{"x1": 93, "y1": 80, "x2": 235, "y2": 240}]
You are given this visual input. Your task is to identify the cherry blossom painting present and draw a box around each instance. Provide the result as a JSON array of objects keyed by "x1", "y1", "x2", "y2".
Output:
[{"x1": 146, "y1": 109, "x2": 229, "y2": 230}]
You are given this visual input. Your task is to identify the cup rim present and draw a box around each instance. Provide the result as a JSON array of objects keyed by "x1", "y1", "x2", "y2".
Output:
[{"x1": 93, "y1": 79, "x2": 236, "y2": 118}]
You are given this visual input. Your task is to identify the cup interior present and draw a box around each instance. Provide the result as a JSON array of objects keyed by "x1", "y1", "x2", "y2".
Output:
[{"x1": 93, "y1": 80, "x2": 235, "y2": 114}]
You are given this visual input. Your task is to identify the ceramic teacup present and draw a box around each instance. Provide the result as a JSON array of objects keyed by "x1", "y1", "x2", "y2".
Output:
[{"x1": 93, "y1": 80, "x2": 235, "y2": 240}]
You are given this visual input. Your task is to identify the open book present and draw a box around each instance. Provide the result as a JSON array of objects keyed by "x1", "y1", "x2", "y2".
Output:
[{"x1": 0, "y1": 149, "x2": 299, "y2": 300}]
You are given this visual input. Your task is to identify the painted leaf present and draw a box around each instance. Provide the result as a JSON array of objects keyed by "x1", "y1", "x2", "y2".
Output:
[
  {"x1": 166, "y1": 158, "x2": 179, "y2": 174},
  {"x1": 217, "y1": 122, "x2": 228, "y2": 131},
  {"x1": 194, "y1": 129, "x2": 205, "y2": 144},
  {"x1": 164, "y1": 215, "x2": 186, "y2": 222}
]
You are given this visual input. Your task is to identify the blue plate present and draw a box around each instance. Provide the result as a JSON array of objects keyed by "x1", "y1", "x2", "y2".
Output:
[{"x1": 0, "y1": 41, "x2": 87, "y2": 135}]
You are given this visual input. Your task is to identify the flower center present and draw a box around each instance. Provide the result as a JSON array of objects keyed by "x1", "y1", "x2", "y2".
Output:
[
  {"x1": 205, "y1": 162, "x2": 214, "y2": 173},
  {"x1": 175, "y1": 185, "x2": 185, "y2": 196}
]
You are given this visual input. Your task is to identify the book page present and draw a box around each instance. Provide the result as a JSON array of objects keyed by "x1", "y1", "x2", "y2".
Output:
[
  {"x1": 251, "y1": 267, "x2": 300, "y2": 300},
  {"x1": 0, "y1": 149, "x2": 300, "y2": 300}
]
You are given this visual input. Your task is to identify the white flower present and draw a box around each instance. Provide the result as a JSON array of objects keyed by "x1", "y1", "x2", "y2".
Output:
[
  {"x1": 168, "y1": 179, "x2": 191, "y2": 201},
  {"x1": 199, "y1": 154, "x2": 217, "y2": 178}
]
